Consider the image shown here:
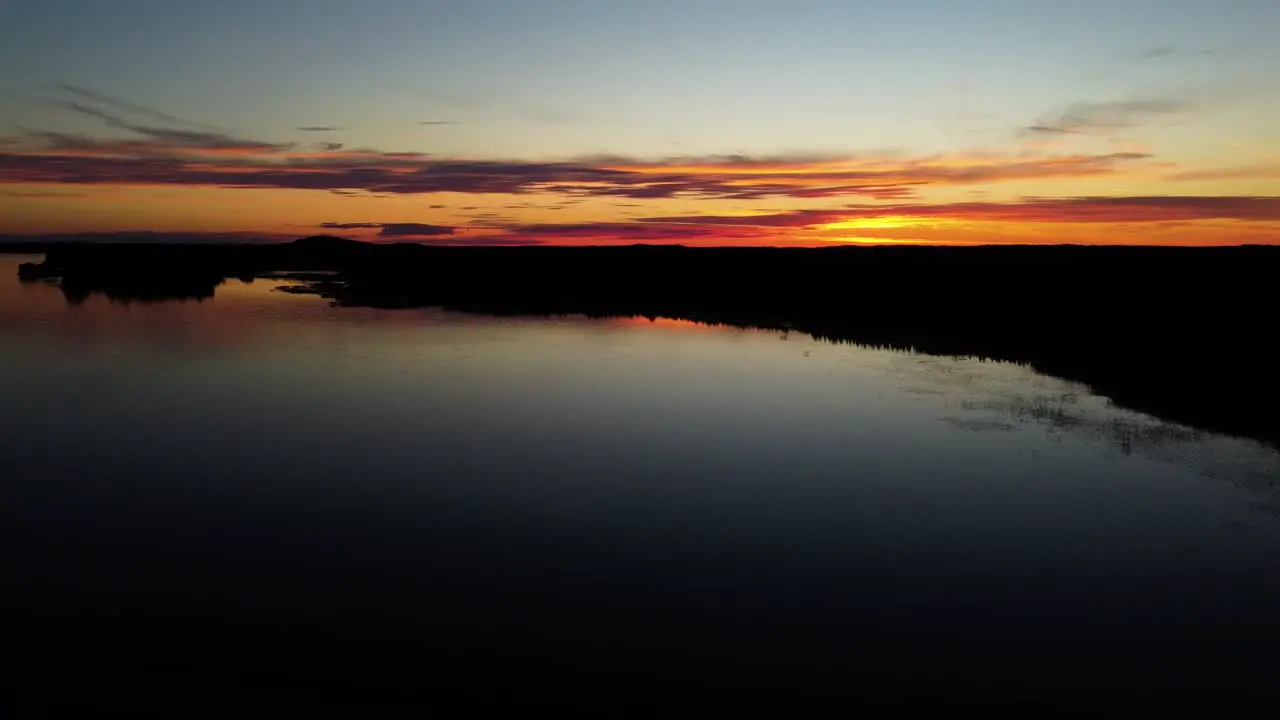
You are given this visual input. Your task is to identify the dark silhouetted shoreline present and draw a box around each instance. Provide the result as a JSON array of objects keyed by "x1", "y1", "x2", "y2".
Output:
[{"x1": 12, "y1": 237, "x2": 1280, "y2": 446}]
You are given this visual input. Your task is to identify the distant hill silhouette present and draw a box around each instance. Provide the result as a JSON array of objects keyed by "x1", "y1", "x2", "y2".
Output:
[
  {"x1": 287, "y1": 234, "x2": 367, "y2": 250},
  {"x1": 12, "y1": 239, "x2": 1280, "y2": 446}
]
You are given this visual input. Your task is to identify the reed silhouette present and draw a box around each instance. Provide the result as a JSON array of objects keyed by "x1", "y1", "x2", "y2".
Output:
[{"x1": 15, "y1": 238, "x2": 1280, "y2": 445}]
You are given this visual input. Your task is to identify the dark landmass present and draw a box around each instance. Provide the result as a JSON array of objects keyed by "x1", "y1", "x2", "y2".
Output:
[
  {"x1": 8, "y1": 616, "x2": 1273, "y2": 715},
  {"x1": 13, "y1": 237, "x2": 1280, "y2": 446}
]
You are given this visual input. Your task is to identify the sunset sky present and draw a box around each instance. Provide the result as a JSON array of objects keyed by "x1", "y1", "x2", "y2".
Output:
[{"x1": 2, "y1": 0, "x2": 1278, "y2": 246}]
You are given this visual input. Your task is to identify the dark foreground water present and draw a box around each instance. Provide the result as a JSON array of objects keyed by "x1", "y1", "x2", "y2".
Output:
[{"x1": 2, "y1": 256, "x2": 1278, "y2": 712}]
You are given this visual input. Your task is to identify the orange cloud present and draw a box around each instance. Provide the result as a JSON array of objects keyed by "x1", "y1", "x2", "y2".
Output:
[
  {"x1": 4, "y1": 83, "x2": 1276, "y2": 247},
  {"x1": 637, "y1": 196, "x2": 1280, "y2": 227}
]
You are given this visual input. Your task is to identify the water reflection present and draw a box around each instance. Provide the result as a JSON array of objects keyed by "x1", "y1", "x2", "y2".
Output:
[{"x1": 4, "y1": 254, "x2": 1277, "y2": 509}]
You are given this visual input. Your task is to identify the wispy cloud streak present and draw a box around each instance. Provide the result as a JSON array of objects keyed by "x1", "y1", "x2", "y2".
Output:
[
  {"x1": 1025, "y1": 99, "x2": 1192, "y2": 136},
  {"x1": 0, "y1": 87, "x2": 1158, "y2": 200},
  {"x1": 54, "y1": 83, "x2": 223, "y2": 131}
]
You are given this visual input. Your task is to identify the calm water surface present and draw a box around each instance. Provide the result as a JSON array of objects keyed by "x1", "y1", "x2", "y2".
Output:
[{"x1": 2, "y1": 255, "x2": 1278, "y2": 703}]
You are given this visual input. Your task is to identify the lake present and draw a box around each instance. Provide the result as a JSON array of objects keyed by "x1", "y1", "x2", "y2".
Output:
[{"x1": 2, "y1": 255, "x2": 1278, "y2": 710}]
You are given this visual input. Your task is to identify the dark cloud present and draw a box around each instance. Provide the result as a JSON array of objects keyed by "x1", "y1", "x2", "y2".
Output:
[
  {"x1": 377, "y1": 223, "x2": 455, "y2": 237},
  {"x1": 314, "y1": 222, "x2": 543, "y2": 246},
  {"x1": 317, "y1": 142, "x2": 345, "y2": 151},
  {"x1": 62, "y1": 100, "x2": 124, "y2": 125},
  {"x1": 60, "y1": 100, "x2": 292, "y2": 153},
  {"x1": 318, "y1": 222, "x2": 455, "y2": 237},
  {"x1": 1025, "y1": 125, "x2": 1079, "y2": 135},
  {"x1": 297, "y1": 126, "x2": 343, "y2": 132},
  {"x1": 1025, "y1": 99, "x2": 1192, "y2": 136},
  {"x1": 133, "y1": 125, "x2": 292, "y2": 152},
  {"x1": 318, "y1": 222, "x2": 382, "y2": 230},
  {"x1": 54, "y1": 83, "x2": 220, "y2": 130}
]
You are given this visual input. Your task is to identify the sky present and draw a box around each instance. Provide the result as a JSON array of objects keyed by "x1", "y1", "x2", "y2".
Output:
[{"x1": 1, "y1": 0, "x2": 1279, "y2": 246}]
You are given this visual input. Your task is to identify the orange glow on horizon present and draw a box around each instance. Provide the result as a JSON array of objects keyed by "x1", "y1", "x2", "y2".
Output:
[
  {"x1": 821, "y1": 236, "x2": 973, "y2": 245},
  {"x1": 818, "y1": 216, "x2": 936, "y2": 231},
  {"x1": 2, "y1": 135, "x2": 1279, "y2": 247}
]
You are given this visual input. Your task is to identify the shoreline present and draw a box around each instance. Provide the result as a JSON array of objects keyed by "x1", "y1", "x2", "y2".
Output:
[{"x1": 12, "y1": 238, "x2": 1279, "y2": 447}]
